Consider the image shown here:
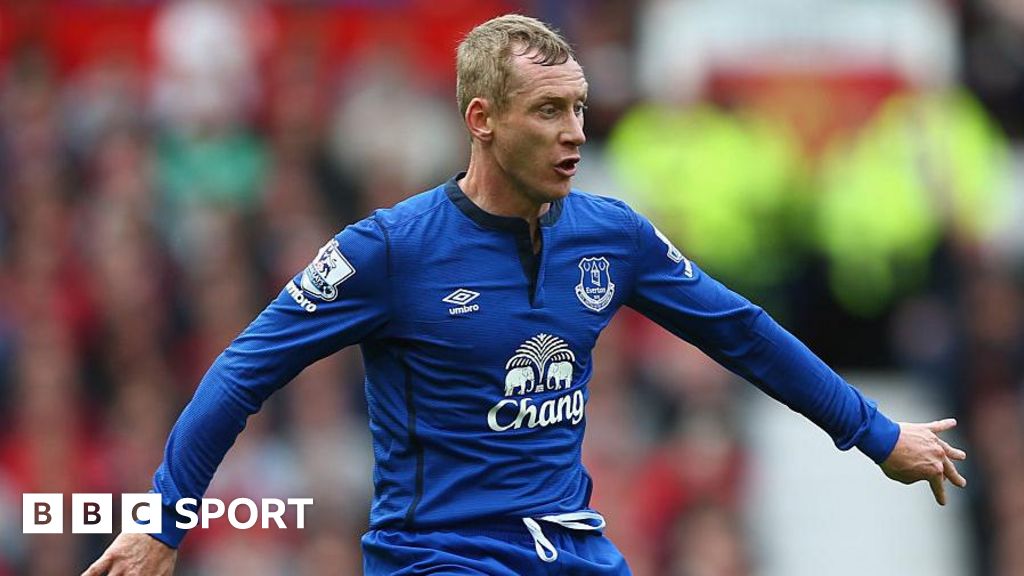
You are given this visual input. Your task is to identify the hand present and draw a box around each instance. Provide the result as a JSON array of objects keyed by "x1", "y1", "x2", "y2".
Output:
[
  {"x1": 880, "y1": 418, "x2": 968, "y2": 506},
  {"x1": 82, "y1": 532, "x2": 177, "y2": 576}
]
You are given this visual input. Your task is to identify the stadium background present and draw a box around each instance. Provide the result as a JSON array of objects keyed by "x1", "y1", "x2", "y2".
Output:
[{"x1": 0, "y1": 0, "x2": 1021, "y2": 574}]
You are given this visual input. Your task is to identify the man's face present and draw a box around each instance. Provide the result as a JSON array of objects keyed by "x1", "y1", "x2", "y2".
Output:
[{"x1": 489, "y1": 52, "x2": 588, "y2": 204}]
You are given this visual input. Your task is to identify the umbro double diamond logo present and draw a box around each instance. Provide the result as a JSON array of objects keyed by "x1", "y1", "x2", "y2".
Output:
[{"x1": 443, "y1": 289, "x2": 480, "y2": 316}]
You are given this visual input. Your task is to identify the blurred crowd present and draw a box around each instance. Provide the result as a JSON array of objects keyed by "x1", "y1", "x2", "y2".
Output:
[{"x1": 0, "y1": 1, "x2": 1022, "y2": 575}]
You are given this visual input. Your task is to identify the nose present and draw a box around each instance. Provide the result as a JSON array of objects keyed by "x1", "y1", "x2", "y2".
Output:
[{"x1": 561, "y1": 112, "x2": 586, "y2": 147}]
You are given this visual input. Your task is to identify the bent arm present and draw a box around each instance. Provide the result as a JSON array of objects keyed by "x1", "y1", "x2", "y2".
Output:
[{"x1": 150, "y1": 217, "x2": 391, "y2": 548}]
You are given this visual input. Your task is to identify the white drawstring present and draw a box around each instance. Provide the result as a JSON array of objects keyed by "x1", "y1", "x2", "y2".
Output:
[{"x1": 522, "y1": 511, "x2": 606, "y2": 563}]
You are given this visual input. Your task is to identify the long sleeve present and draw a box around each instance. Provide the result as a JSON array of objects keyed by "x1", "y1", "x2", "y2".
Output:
[
  {"x1": 150, "y1": 216, "x2": 391, "y2": 548},
  {"x1": 624, "y1": 209, "x2": 899, "y2": 464}
]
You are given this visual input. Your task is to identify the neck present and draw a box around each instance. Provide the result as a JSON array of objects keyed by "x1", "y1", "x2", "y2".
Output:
[{"x1": 459, "y1": 155, "x2": 550, "y2": 239}]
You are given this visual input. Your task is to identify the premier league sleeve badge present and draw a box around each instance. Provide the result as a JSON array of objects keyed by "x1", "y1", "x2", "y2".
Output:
[{"x1": 301, "y1": 238, "x2": 356, "y2": 301}]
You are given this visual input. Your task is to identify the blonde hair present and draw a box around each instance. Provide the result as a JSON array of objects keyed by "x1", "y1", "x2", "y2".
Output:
[{"x1": 456, "y1": 14, "x2": 575, "y2": 117}]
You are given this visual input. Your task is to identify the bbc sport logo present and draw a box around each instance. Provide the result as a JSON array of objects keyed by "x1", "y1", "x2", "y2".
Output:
[{"x1": 22, "y1": 493, "x2": 313, "y2": 534}]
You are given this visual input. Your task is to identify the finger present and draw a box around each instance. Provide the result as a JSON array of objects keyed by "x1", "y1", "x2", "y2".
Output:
[
  {"x1": 929, "y1": 473, "x2": 946, "y2": 506},
  {"x1": 944, "y1": 457, "x2": 967, "y2": 488},
  {"x1": 938, "y1": 438, "x2": 967, "y2": 461},
  {"x1": 927, "y1": 418, "x2": 957, "y2": 433},
  {"x1": 82, "y1": 554, "x2": 112, "y2": 576}
]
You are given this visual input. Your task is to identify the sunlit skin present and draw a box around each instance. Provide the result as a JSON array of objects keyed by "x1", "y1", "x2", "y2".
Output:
[{"x1": 460, "y1": 49, "x2": 588, "y2": 251}]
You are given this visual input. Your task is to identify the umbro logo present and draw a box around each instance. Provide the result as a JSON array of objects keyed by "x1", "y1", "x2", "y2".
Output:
[
  {"x1": 443, "y1": 289, "x2": 480, "y2": 305},
  {"x1": 443, "y1": 289, "x2": 480, "y2": 315}
]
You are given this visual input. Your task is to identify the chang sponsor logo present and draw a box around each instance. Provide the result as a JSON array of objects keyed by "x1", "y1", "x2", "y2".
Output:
[
  {"x1": 487, "y1": 334, "x2": 583, "y2": 432},
  {"x1": 487, "y1": 390, "x2": 585, "y2": 432}
]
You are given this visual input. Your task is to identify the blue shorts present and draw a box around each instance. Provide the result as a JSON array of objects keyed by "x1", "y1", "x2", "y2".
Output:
[{"x1": 362, "y1": 521, "x2": 632, "y2": 575}]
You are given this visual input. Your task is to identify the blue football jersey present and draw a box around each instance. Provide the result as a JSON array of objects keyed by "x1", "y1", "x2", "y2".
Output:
[{"x1": 150, "y1": 174, "x2": 899, "y2": 547}]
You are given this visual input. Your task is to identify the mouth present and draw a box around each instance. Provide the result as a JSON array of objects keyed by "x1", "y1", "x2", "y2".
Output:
[{"x1": 554, "y1": 156, "x2": 580, "y2": 177}]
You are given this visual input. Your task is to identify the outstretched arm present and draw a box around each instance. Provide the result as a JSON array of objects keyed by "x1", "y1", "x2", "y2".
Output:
[
  {"x1": 625, "y1": 210, "x2": 898, "y2": 463},
  {"x1": 882, "y1": 418, "x2": 968, "y2": 505},
  {"x1": 625, "y1": 207, "x2": 968, "y2": 502}
]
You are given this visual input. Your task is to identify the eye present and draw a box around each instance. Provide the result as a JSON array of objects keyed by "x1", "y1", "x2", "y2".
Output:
[
  {"x1": 574, "y1": 103, "x2": 588, "y2": 116},
  {"x1": 538, "y1": 104, "x2": 559, "y2": 117}
]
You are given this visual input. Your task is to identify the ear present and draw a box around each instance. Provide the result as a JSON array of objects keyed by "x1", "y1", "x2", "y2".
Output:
[{"x1": 465, "y1": 97, "x2": 495, "y2": 142}]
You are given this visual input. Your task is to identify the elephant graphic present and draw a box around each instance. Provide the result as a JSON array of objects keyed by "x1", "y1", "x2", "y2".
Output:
[
  {"x1": 546, "y1": 361, "x2": 573, "y2": 391},
  {"x1": 504, "y1": 366, "x2": 535, "y2": 396}
]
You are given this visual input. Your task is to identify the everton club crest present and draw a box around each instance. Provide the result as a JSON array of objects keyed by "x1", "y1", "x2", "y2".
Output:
[{"x1": 575, "y1": 257, "x2": 615, "y2": 312}]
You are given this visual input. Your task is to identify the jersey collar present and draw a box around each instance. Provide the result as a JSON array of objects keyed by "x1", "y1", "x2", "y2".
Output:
[{"x1": 446, "y1": 172, "x2": 564, "y2": 231}]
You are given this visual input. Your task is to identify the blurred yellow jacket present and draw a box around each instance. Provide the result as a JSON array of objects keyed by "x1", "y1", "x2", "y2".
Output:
[
  {"x1": 817, "y1": 90, "x2": 1009, "y2": 316},
  {"x1": 607, "y1": 104, "x2": 810, "y2": 297}
]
